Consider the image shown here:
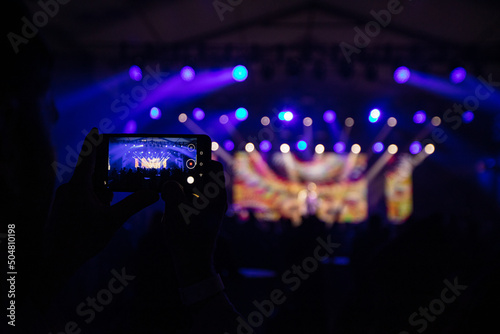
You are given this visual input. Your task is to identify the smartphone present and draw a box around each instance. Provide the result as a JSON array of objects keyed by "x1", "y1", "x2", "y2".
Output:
[{"x1": 96, "y1": 134, "x2": 211, "y2": 192}]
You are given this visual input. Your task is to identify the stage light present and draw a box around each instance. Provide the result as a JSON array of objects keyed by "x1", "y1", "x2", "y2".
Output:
[
  {"x1": 297, "y1": 140, "x2": 307, "y2": 151},
  {"x1": 235, "y1": 107, "x2": 248, "y2": 121},
  {"x1": 178, "y1": 113, "x2": 188, "y2": 123},
  {"x1": 232, "y1": 65, "x2": 248, "y2": 82},
  {"x1": 260, "y1": 140, "x2": 272, "y2": 152},
  {"x1": 462, "y1": 110, "x2": 474, "y2": 123},
  {"x1": 372, "y1": 142, "x2": 384, "y2": 153},
  {"x1": 394, "y1": 66, "x2": 411, "y2": 84},
  {"x1": 345, "y1": 117, "x2": 354, "y2": 127},
  {"x1": 409, "y1": 141, "x2": 422, "y2": 154},
  {"x1": 334, "y1": 142, "x2": 346, "y2": 153},
  {"x1": 387, "y1": 117, "x2": 397, "y2": 127},
  {"x1": 424, "y1": 144, "x2": 435, "y2": 154},
  {"x1": 261, "y1": 116, "x2": 270, "y2": 126},
  {"x1": 212, "y1": 141, "x2": 219, "y2": 151},
  {"x1": 315, "y1": 144, "x2": 325, "y2": 154},
  {"x1": 280, "y1": 143, "x2": 290, "y2": 153},
  {"x1": 413, "y1": 110, "x2": 426, "y2": 124},
  {"x1": 351, "y1": 144, "x2": 361, "y2": 154},
  {"x1": 387, "y1": 144, "x2": 398, "y2": 154},
  {"x1": 303, "y1": 117, "x2": 313, "y2": 126},
  {"x1": 219, "y1": 114, "x2": 229, "y2": 124},
  {"x1": 224, "y1": 140, "x2": 235, "y2": 151},
  {"x1": 431, "y1": 116, "x2": 441, "y2": 126},
  {"x1": 283, "y1": 111, "x2": 294, "y2": 121},
  {"x1": 150, "y1": 107, "x2": 161, "y2": 119},
  {"x1": 193, "y1": 108, "x2": 205, "y2": 121},
  {"x1": 450, "y1": 67, "x2": 466, "y2": 84},
  {"x1": 129, "y1": 65, "x2": 142, "y2": 81},
  {"x1": 323, "y1": 110, "x2": 336, "y2": 123},
  {"x1": 369, "y1": 108, "x2": 381, "y2": 123},
  {"x1": 124, "y1": 120, "x2": 137, "y2": 133},
  {"x1": 245, "y1": 142, "x2": 255, "y2": 153},
  {"x1": 180, "y1": 66, "x2": 195, "y2": 82}
]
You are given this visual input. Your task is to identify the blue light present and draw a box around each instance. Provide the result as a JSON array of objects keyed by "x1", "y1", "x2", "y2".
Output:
[
  {"x1": 450, "y1": 67, "x2": 466, "y2": 84},
  {"x1": 297, "y1": 140, "x2": 307, "y2": 151},
  {"x1": 124, "y1": 120, "x2": 137, "y2": 133},
  {"x1": 323, "y1": 110, "x2": 336, "y2": 123},
  {"x1": 129, "y1": 65, "x2": 142, "y2": 81},
  {"x1": 372, "y1": 142, "x2": 384, "y2": 153},
  {"x1": 462, "y1": 110, "x2": 474, "y2": 123},
  {"x1": 278, "y1": 111, "x2": 285, "y2": 120},
  {"x1": 181, "y1": 66, "x2": 195, "y2": 81},
  {"x1": 235, "y1": 107, "x2": 248, "y2": 121},
  {"x1": 369, "y1": 108, "x2": 381, "y2": 123},
  {"x1": 232, "y1": 65, "x2": 248, "y2": 82},
  {"x1": 333, "y1": 142, "x2": 346, "y2": 153},
  {"x1": 394, "y1": 66, "x2": 411, "y2": 84},
  {"x1": 409, "y1": 141, "x2": 422, "y2": 154},
  {"x1": 150, "y1": 107, "x2": 161, "y2": 119},
  {"x1": 260, "y1": 140, "x2": 272, "y2": 152},
  {"x1": 193, "y1": 108, "x2": 205, "y2": 121},
  {"x1": 413, "y1": 110, "x2": 426, "y2": 124}
]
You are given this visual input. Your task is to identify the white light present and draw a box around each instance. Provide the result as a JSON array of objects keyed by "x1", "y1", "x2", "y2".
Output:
[
  {"x1": 303, "y1": 117, "x2": 313, "y2": 126},
  {"x1": 388, "y1": 144, "x2": 398, "y2": 154},
  {"x1": 261, "y1": 116, "x2": 270, "y2": 126},
  {"x1": 187, "y1": 176, "x2": 195, "y2": 184},
  {"x1": 431, "y1": 116, "x2": 441, "y2": 126},
  {"x1": 211, "y1": 141, "x2": 219, "y2": 151},
  {"x1": 424, "y1": 143, "x2": 435, "y2": 154},
  {"x1": 387, "y1": 117, "x2": 397, "y2": 127},
  {"x1": 283, "y1": 111, "x2": 294, "y2": 121},
  {"x1": 351, "y1": 144, "x2": 361, "y2": 154},
  {"x1": 178, "y1": 113, "x2": 187, "y2": 123},
  {"x1": 345, "y1": 117, "x2": 354, "y2": 127},
  {"x1": 245, "y1": 142, "x2": 255, "y2": 153},
  {"x1": 219, "y1": 115, "x2": 229, "y2": 124},
  {"x1": 280, "y1": 143, "x2": 290, "y2": 153},
  {"x1": 315, "y1": 144, "x2": 325, "y2": 154}
]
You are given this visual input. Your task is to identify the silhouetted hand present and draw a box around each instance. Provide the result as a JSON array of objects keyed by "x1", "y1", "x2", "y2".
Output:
[{"x1": 161, "y1": 161, "x2": 228, "y2": 287}]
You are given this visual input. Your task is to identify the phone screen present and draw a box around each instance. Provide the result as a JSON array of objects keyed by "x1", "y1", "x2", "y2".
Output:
[{"x1": 103, "y1": 135, "x2": 207, "y2": 191}]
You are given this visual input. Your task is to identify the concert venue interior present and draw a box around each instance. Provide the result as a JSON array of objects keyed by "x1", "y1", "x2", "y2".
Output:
[{"x1": 5, "y1": 0, "x2": 500, "y2": 333}]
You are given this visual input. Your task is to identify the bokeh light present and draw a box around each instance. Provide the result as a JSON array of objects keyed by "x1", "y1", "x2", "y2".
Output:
[
  {"x1": 297, "y1": 140, "x2": 307, "y2": 151},
  {"x1": 424, "y1": 143, "x2": 435, "y2": 154},
  {"x1": 372, "y1": 142, "x2": 384, "y2": 153},
  {"x1": 462, "y1": 111, "x2": 474, "y2": 123},
  {"x1": 369, "y1": 108, "x2": 381, "y2": 123},
  {"x1": 450, "y1": 67, "x2": 466, "y2": 84},
  {"x1": 345, "y1": 117, "x2": 354, "y2": 127},
  {"x1": 303, "y1": 117, "x2": 313, "y2": 126},
  {"x1": 193, "y1": 108, "x2": 205, "y2": 121},
  {"x1": 315, "y1": 144, "x2": 325, "y2": 154},
  {"x1": 149, "y1": 107, "x2": 161, "y2": 119},
  {"x1": 394, "y1": 66, "x2": 411, "y2": 83},
  {"x1": 232, "y1": 65, "x2": 248, "y2": 81},
  {"x1": 431, "y1": 116, "x2": 442, "y2": 126},
  {"x1": 211, "y1": 141, "x2": 219, "y2": 151},
  {"x1": 387, "y1": 117, "x2": 397, "y2": 127},
  {"x1": 409, "y1": 141, "x2": 422, "y2": 154},
  {"x1": 245, "y1": 142, "x2": 255, "y2": 153},
  {"x1": 224, "y1": 140, "x2": 235, "y2": 151},
  {"x1": 260, "y1": 140, "x2": 272, "y2": 152},
  {"x1": 388, "y1": 144, "x2": 398, "y2": 154},
  {"x1": 413, "y1": 110, "x2": 426, "y2": 124},
  {"x1": 323, "y1": 110, "x2": 336, "y2": 123},
  {"x1": 129, "y1": 65, "x2": 142, "y2": 81},
  {"x1": 235, "y1": 107, "x2": 248, "y2": 121},
  {"x1": 178, "y1": 113, "x2": 187, "y2": 123},
  {"x1": 351, "y1": 144, "x2": 361, "y2": 154},
  {"x1": 280, "y1": 143, "x2": 290, "y2": 153},
  {"x1": 261, "y1": 116, "x2": 270, "y2": 126},
  {"x1": 333, "y1": 142, "x2": 346, "y2": 153},
  {"x1": 180, "y1": 66, "x2": 195, "y2": 81},
  {"x1": 219, "y1": 114, "x2": 229, "y2": 124}
]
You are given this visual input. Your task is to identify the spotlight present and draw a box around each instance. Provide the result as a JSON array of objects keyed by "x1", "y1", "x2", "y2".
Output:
[
  {"x1": 280, "y1": 143, "x2": 290, "y2": 153},
  {"x1": 303, "y1": 117, "x2": 313, "y2": 126},
  {"x1": 387, "y1": 144, "x2": 398, "y2": 154},
  {"x1": 369, "y1": 109, "x2": 381, "y2": 123},
  {"x1": 180, "y1": 66, "x2": 195, "y2": 82},
  {"x1": 372, "y1": 142, "x2": 384, "y2": 153},
  {"x1": 409, "y1": 141, "x2": 422, "y2": 154},
  {"x1": 323, "y1": 110, "x2": 336, "y2": 123},
  {"x1": 178, "y1": 113, "x2": 188, "y2": 123},
  {"x1": 297, "y1": 140, "x2": 307, "y2": 151},
  {"x1": 212, "y1": 142, "x2": 219, "y2": 151},
  {"x1": 450, "y1": 67, "x2": 466, "y2": 84},
  {"x1": 345, "y1": 117, "x2": 354, "y2": 127},
  {"x1": 224, "y1": 140, "x2": 235, "y2": 151},
  {"x1": 235, "y1": 107, "x2": 248, "y2": 121},
  {"x1": 129, "y1": 65, "x2": 142, "y2": 81},
  {"x1": 232, "y1": 65, "x2": 248, "y2": 82},
  {"x1": 394, "y1": 66, "x2": 410, "y2": 84},
  {"x1": 245, "y1": 142, "x2": 255, "y2": 153},
  {"x1": 278, "y1": 112, "x2": 286, "y2": 121},
  {"x1": 260, "y1": 140, "x2": 272, "y2": 152},
  {"x1": 283, "y1": 111, "x2": 294, "y2": 121},
  {"x1": 261, "y1": 116, "x2": 270, "y2": 126},
  {"x1": 219, "y1": 114, "x2": 229, "y2": 124},
  {"x1": 150, "y1": 107, "x2": 161, "y2": 120},
  {"x1": 462, "y1": 111, "x2": 474, "y2": 123},
  {"x1": 413, "y1": 110, "x2": 426, "y2": 124},
  {"x1": 351, "y1": 144, "x2": 361, "y2": 154},
  {"x1": 387, "y1": 117, "x2": 397, "y2": 127},
  {"x1": 315, "y1": 144, "x2": 325, "y2": 154},
  {"x1": 333, "y1": 142, "x2": 346, "y2": 153},
  {"x1": 193, "y1": 108, "x2": 205, "y2": 121},
  {"x1": 424, "y1": 144, "x2": 435, "y2": 154}
]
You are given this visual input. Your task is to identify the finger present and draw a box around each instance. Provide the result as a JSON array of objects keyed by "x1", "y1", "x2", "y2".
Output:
[
  {"x1": 71, "y1": 128, "x2": 101, "y2": 185},
  {"x1": 108, "y1": 189, "x2": 159, "y2": 229}
]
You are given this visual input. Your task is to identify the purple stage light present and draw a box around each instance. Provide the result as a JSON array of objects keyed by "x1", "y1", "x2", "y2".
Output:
[
  {"x1": 323, "y1": 110, "x2": 336, "y2": 123},
  {"x1": 394, "y1": 66, "x2": 411, "y2": 84},
  {"x1": 235, "y1": 107, "x2": 248, "y2": 121},
  {"x1": 150, "y1": 107, "x2": 161, "y2": 119},
  {"x1": 124, "y1": 120, "x2": 137, "y2": 133},
  {"x1": 462, "y1": 110, "x2": 474, "y2": 123},
  {"x1": 260, "y1": 140, "x2": 272, "y2": 152},
  {"x1": 450, "y1": 67, "x2": 466, "y2": 84},
  {"x1": 413, "y1": 110, "x2": 426, "y2": 124},
  {"x1": 369, "y1": 108, "x2": 381, "y2": 123},
  {"x1": 181, "y1": 66, "x2": 195, "y2": 81},
  {"x1": 333, "y1": 142, "x2": 346, "y2": 153},
  {"x1": 297, "y1": 140, "x2": 307, "y2": 151},
  {"x1": 223, "y1": 140, "x2": 235, "y2": 151},
  {"x1": 129, "y1": 65, "x2": 142, "y2": 81},
  {"x1": 193, "y1": 108, "x2": 205, "y2": 121},
  {"x1": 232, "y1": 65, "x2": 248, "y2": 82},
  {"x1": 409, "y1": 141, "x2": 422, "y2": 154},
  {"x1": 372, "y1": 142, "x2": 384, "y2": 153}
]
